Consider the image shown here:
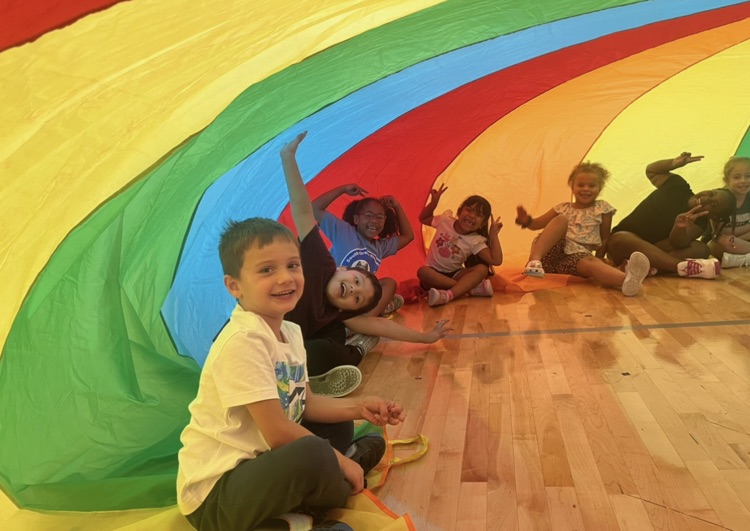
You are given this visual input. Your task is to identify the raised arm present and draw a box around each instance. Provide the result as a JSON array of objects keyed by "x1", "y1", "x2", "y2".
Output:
[
  {"x1": 280, "y1": 132, "x2": 316, "y2": 239},
  {"x1": 668, "y1": 204, "x2": 709, "y2": 249},
  {"x1": 311, "y1": 184, "x2": 368, "y2": 224},
  {"x1": 382, "y1": 195, "x2": 415, "y2": 249},
  {"x1": 645, "y1": 152, "x2": 704, "y2": 188},
  {"x1": 419, "y1": 184, "x2": 448, "y2": 226},
  {"x1": 476, "y1": 214, "x2": 503, "y2": 265}
]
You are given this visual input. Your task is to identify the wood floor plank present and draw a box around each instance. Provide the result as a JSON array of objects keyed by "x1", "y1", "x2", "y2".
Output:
[{"x1": 360, "y1": 269, "x2": 750, "y2": 530}]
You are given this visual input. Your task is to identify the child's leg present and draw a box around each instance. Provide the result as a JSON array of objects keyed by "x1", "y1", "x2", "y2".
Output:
[
  {"x1": 710, "y1": 234, "x2": 750, "y2": 256},
  {"x1": 528, "y1": 215, "x2": 568, "y2": 261},
  {"x1": 417, "y1": 266, "x2": 456, "y2": 290},
  {"x1": 575, "y1": 255, "x2": 625, "y2": 287},
  {"x1": 305, "y1": 321, "x2": 361, "y2": 375},
  {"x1": 450, "y1": 264, "x2": 490, "y2": 298},
  {"x1": 186, "y1": 435, "x2": 350, "y2": 531},
  {"x1": 608, "y1": 231, "x2": 686, "y2": 272},
  {"x1": 366, "y1": 277, "x2": 397, "y2": 316}
]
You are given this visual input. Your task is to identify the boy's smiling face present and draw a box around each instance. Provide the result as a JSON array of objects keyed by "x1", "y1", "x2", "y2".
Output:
[
  {"x1": 224, "y1": 238, "x2": 304, "y2": 329},
  {"x1": 326, "y1": 267, "x2": 376, "y2": 311}
]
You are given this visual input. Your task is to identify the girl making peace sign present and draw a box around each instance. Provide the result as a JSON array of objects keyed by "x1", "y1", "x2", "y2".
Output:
[{"x1": 417, "y1": 185, "x2": 504, "y2": 307}]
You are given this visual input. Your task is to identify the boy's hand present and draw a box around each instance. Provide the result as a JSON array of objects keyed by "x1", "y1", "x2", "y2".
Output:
[
  {"x1": 424, "y1": 319, "x2": 452, "y2": 343},
  {"x1": 429, "y1": 184, "x2": 448, "y2": 203},
  {"x1": 280, "y1": 131, "x2": 307, "y2": 159},
  {"x1": 343, "y1": 184, "x2": 368, "y2": 197},
  {"x1": 515, "y1": 205, "x2": 530, "y2": 226},
  {"x1": 672, "y1": 152, "x2": 703, "y2": 169},
  {"x1": 489, "y1": 214, "x2": 503, "y2": 237},
  {"x1": 340, "y1": 457, "x2": 365, "y2": 494},
  {"x1": 360, "y1": 397, "x2": 406, "y2": 426}
]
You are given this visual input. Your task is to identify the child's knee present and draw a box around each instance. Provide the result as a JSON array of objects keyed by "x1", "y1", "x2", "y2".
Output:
[{"x1": 292, "y1": 436, "x2": 339, "y2": 474}]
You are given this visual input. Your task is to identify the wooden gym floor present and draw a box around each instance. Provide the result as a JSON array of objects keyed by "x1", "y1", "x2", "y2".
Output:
[{"x1": 355, "y1": 269, "x2": 750, "y2": 530}]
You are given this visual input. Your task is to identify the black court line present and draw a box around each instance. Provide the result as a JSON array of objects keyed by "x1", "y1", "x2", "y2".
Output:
[{"x1": 438, "y1": 318, "x2": 750, "y2": 340}]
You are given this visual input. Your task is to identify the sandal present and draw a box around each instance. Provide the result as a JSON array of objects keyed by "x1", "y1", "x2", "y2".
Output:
[{"x1": 524, "y1": 260, "x2": 545, "y2": 278}]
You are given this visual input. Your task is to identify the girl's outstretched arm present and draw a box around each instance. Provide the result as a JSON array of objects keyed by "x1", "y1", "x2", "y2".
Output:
[
  {"x1": 382, "y1": 195, "x2": 414, "y2": 249},
  {"x1": 419, "y1": 184, "x2": 448, "y2": 226},
  {"x1": 280, "y1": 132, "x2": 317, "y2": 239},
  {"x1": 645, "y1": 152, "x2": 703, "y2": 188},
  {"x1": 344, "y1": 315, "x2": 451, "y2": 343},
  {"x1": 515, "y1": 205, "x2": 557, "y2": 231},
  {"x1": 311, "y1": 184, "x2": 368, "y2": 223},
  {"x1": 596, "y1": 212, "x2": 613, "y2": 259},
  {"x1": 476, "y1": 214, "x2": 503, "y2": 265}
]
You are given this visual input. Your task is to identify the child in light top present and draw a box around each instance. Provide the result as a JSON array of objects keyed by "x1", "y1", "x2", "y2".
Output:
[
  {"x1": 515, "y1": 162, "x2": 651, "y2": 296},
  {"x1": 417, "y1": 185, "x2": 503, "y2": 307},
  {"x1": 176, "y1": 217, "x2": 404, "y2": 530},
  {"x1": 708, "y1": 156, "x2": 750, "y2": 268},
  {"x1": 313, "y1": 184, "x2": 414, "y2": 316}
]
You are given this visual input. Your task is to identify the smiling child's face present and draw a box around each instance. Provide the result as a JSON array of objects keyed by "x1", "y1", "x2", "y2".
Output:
[{"x1": 326, "y1": 267, "x2": 377, "y2": 311}]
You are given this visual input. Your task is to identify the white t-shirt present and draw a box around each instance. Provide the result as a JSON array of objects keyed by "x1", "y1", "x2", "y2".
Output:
[
  {"x1": 176, "y1": 306, "x2": 308, "y2": 515},
  {"x1": 425, "y1": 214, "x2": 488, "y2": 273}
]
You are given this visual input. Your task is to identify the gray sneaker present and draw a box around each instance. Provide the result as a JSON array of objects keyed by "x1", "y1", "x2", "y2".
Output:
[
  {"x1": 309, "y1": 365, "x2": 362, "y2": 397},
  {"x1": 345, "y1": 333, "x2": 380, "y2": 359}
]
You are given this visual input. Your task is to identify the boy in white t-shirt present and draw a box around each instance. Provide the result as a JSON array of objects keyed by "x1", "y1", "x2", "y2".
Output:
[{"x1": 176, "y1": 218, "x2": 405, "y2": 530}]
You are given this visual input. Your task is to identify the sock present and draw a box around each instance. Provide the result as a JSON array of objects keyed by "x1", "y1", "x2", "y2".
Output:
[{"x1": 445, "y1": 290, "x2": 455, "y2": 302}]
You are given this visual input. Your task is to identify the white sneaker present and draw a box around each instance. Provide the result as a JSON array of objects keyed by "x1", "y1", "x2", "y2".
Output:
[
  {"x1": 469, "y1": 278, "x2": 494, "y2": 297},
  {"x1": 621, "y1": 251, "x2": 650, "y2": 296},
  {"x1": 677, "y1": 258, "x2": 721, "y2": 279},
  {"x1": 720, "y1": 252, "x2": 750, "y2": 268},
  {"x1": 427, "y1": 288, "x2": 451, "y2": 307},
  {"x1": 523, "y1": 260, "x2": 545, "y2": 278},
  {"x1": 309, "y1": 365, "x2": 362, "y2": 397}
]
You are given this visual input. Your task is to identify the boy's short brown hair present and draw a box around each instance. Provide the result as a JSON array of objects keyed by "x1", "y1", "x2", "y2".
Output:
[{"x1": 219, "y1": 218, "x2": 298, "y2": 278}]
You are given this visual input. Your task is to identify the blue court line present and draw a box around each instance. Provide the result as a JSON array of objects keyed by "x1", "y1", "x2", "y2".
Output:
[{"x1": 162, "y1": 0, "x2": 747, "y2": 364}]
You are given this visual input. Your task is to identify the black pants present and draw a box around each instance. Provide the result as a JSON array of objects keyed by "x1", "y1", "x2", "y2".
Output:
[
  {"x1": 186, "y1": 420, "x2": 354, "y2": 531},
  {"x1": 305, "y1": 320, "x2": 361, "y2": 376}
]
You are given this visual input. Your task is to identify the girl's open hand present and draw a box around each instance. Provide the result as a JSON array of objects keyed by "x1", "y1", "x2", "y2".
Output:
[
  {"x1": 425, "y1": 319, "x2": 452, "y2": 343},
  {"x1": 429, "y1": 184, "x2": 448, "y2": 203},
  {"x1": 280, "y1": 131, "x2": 307, "y2": 158},
  {"x1": 343, "y1": 184, "x2": 368, "y2": 197},
  {"x1": 673, "y1": 152, "x2": 704, "y2": 168},
  {"x1": 489, "y1": 214, "x2": 503, "y2": 237},
  {"x1": 674, "y1": 204, "x2": 708, "y2": 229},
  {"x1": 515, "y1": 205, "x2": 530, "y2": 226}
]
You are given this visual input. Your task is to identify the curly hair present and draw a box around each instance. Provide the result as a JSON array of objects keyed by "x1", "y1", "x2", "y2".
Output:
[
  {"x1": 342, "y1": 197, "x2": 400, "y2": 239},
  {"x1": 567, "y1": 161, "x2": 611, "y2": 188}
]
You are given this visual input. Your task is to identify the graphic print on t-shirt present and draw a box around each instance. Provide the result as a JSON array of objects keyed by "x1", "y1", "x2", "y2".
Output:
[
  {"x1": 275, "y1": 362, "x2": 306, "y2": 422},
  {"x1": 340, "y1": 247, "x2": 381, "y2": 271},
  {"x1": 434, "y1": 233, "x2": 462, "y2": 259}
]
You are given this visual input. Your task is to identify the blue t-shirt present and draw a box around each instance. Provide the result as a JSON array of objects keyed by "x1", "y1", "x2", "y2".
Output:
[{"x1": 319, "y1": 212, "x2": 399, "y2": 273}]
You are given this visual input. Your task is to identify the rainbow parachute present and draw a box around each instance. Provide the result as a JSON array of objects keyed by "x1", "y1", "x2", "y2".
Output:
[{"x1": 1, "y1": 0, "x2": 749, "y2": 525}]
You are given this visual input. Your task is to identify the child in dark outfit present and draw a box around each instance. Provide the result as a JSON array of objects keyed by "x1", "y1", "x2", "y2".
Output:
[
  {"x1": 608, "y1": 152, "x2": 735, "y2": 278},
  {"x1": 280, "y1": 132, "x2": 450, "y2": 397}
]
